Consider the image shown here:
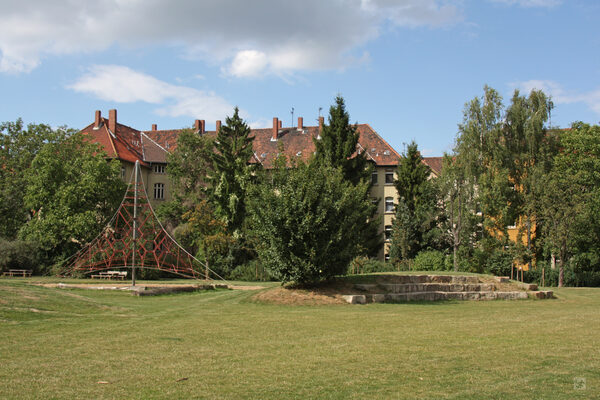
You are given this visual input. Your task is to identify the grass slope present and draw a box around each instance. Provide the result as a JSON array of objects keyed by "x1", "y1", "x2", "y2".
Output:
[{"x1": 0, "y1": 278, "x2": 598, "y2": 399}]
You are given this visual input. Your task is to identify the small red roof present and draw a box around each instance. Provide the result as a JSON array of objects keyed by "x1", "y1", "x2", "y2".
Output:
[{"x1": 81, "y1": 118, "x2": 169, "y2": 167}]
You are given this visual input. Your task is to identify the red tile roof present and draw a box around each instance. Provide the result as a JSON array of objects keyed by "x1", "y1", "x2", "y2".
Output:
[
  {"x1": 422, "y1": 157, "x2": 443, "y2": 177},
  {"x1": 83, "y1": 113, "x2": 402, "y2": 169},
  {"x1": 80, "y1": 118, "x2": 168, "y2": 167},
  {"x1": 143, "y1": 123, "x2": 401, "y2": 168}
]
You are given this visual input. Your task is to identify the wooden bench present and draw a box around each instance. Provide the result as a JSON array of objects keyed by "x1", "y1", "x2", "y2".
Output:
[
  {"x1": 2, "y1": 269, "x2": 33, "y2": 277},
  {"x1": 91, "y1": 271, "x2": 127, "y2": 280}
]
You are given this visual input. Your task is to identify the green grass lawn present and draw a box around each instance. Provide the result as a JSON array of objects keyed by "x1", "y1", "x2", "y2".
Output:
[{"x1": 0, "y1": 278, "x2": 598, "y2": 399}]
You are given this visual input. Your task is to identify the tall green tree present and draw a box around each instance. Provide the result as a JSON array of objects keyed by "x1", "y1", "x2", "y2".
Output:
[
  {"x1": 538, "y1": 122, "x2": 600, "y2": 287},
  {"x1": 0, "y1": 119, "x2": 69, "y2": 239},
  {"x1": 454, "y1": 86, "x2": 504, "y2": 240},
  {"x1": 313, "y1": 95, "x2": 370, "y2": 185},
  {"x1": 503, "y1": 89, "x2": 556, "y2": 266},
  {"x1": 18, "y1": 134, "x2": 125, "y2": 269},
  {"x1": 248, "y1": 161, "x2": 378, "y2": 285},
  {"x1": 437, "y1": 155, "x2": 478, "y2": 271},
  {"x1": 208, "y1": 107, "x2": 257, "y2": 236},
  {"x1": 158, "y1": 128, "x2": 215, "y2": 229},
  {"x1": 167, "y1": 128, "x2": 215, "y2": 206},
  {"x1": 390, "y1": 141, "x2": 441, "y2": 262}
]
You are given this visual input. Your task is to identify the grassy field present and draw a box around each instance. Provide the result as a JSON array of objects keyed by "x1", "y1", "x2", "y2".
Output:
[{"x1": 0, "y1": 277, "x2": 598, "y2": 399}]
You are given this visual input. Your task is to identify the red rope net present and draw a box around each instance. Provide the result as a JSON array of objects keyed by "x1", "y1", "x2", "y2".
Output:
[{"x1": 64, "y1": 168, "x2": 206, "y2": 279}]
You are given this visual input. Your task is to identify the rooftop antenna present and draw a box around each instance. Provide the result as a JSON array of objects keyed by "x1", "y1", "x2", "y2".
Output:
[
  {"x1": 318, "y1": 107, "x2": 322, "y2": 118},
  {"x1": 291, "y1": 107, "x2": 295, "y2": 127}
]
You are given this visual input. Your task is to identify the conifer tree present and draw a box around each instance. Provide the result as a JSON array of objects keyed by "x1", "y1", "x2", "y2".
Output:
[
  {"x1": 390, "y1": 141, "x2": 440, "y2": 261},
  {"x1": 313, "y1": 96, "x2": 369, "y2": 185},
  {"x1": 208, "y1": 107, "x2": 257, "y2": 236}
]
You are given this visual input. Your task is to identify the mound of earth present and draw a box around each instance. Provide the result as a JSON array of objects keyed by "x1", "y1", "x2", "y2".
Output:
[{"x1": 252, "y1": 273, "x2": 550, "y2": 305}]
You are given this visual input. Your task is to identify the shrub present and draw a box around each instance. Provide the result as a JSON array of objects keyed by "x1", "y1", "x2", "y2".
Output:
[
  {"x1": 413, "y1": 250, "x2": 446, "y2": 271},
  {"x1": 0, "y1": 239, "x2": 42, "y2": 274},
  {"x1": 348, "y1": 256, "x2": 396, "y2": 274},
  {"x1": 485, "y1": 249, "x2": 513, "y2": 277}
]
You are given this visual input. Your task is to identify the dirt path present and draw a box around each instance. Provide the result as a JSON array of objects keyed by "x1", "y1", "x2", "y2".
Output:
[{"x1": 35, "y1": 283, "x2": 266, "y2": 290}]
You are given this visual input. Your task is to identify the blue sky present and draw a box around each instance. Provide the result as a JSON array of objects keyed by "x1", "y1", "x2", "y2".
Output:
[{"x1": 1, "y1": 0, "x2": 598, "y2": 156}]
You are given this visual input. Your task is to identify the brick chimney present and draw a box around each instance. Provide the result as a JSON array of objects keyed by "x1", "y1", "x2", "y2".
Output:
[
  {"x1": 272, "y1": 117, "x2": 279, "y2": 141},
  {"x1": 297, "y1": 117, "x2": 303, "y2": 130},
  {"x1": 318, "y1": 116, "x2": 324, "y2": 138},
  {"x1": 152, "y1": 124, "x2": 157, "y2": 131},
  {"x1": 194, "y1": 119, "x2": 205, "y2": 134},
  {"x1": 216, "y1": 120, "x2": 221, "y2": 133},
  {"x1": 109, "y1": 109, "x2": 117, "y2": 133},
  {"x1": 94, "y1": 110, "x2": 102, "y2": 129}
]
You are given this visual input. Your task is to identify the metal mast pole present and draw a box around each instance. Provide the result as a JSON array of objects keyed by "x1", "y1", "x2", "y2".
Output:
[{"x1": 131, "y1": 160, "x2": 139, "y2": 287}]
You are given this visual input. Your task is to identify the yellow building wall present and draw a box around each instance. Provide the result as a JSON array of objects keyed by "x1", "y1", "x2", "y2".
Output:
[
  {"x1": 119, "y1": 161, "x2": 172, "y2": 209},
  {"x1": 491, "y1": 216, "x2": 534, "y2": 271},
  {"x1": 369, "y1": 166, "x2": 399, "y2": 261}
]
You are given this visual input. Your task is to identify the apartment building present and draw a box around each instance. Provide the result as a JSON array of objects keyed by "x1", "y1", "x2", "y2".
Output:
[{"x1": 81, "y1": 109, "x2": 403, "y2": 260}]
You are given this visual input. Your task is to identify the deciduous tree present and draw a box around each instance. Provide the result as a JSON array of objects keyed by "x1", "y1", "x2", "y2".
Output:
[
  {"x1": 248, "y1": 161, "x2": 377, "y2": 285},
  {"x1": 0, "y1": 119, "x2": 69, "y2": 239},
  {"x1": 18, "y1": 134, "x2": 125, "y2": 268}
]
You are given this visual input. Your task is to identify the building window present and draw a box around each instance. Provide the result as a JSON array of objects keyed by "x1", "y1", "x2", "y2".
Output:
[
  {"x1": 121, "y1": 167, "x2": 126, "y2": 178},
  {"x1": 384, "y1": 225, "x2": 392, "y2": 241},
  {"x1": 385, "y1": 170, "x2": 394, "y2": 184},
  {"x1": 153, "y1": 164, "x2": 165, "y2": 174},
  {"x1": 384, "y1": 253, "x2": 390, "y2": 262},
  {"x1": 385, "y1": 197, "x2": 394, "y2": 213},
  {"x1": 154, "y1": 183, "x2": 165, "y2": 200},
  {"x1": 371, "y1": 171, "x2": 378, "y2": 185}
]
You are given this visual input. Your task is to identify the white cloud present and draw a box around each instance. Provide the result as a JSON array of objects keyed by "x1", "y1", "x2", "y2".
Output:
[
  {"x1": 0, "y1": 0, "x2": 462, "y2": 75},
  {"x1": 512, "y1": 80, "x2": 600, "y2": 115},
  {"x1": 225, "y1": 50, "x2": 269, "y2": 78},
  {"x1": 489, "y1": 0, "x2": 561, "y2": 8},
  {"x1": 248, "y1": 118, "x2": 272, "y2": 129},
  {"x1": 68, "y1": 65, "x2": 234, "y2": 120}
]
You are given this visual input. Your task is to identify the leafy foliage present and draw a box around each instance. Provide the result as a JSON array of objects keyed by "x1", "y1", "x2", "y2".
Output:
[
  {"x1": 0, "y1": 239, "x2": 42, "y2": 274},
  {"x1": 167, "y1": 128, "x2": 215, "y2": 207},
  {"x1": 537, "y1": 122, "x2": 600, "y2": 286},
  {"x1": 18, "y1": 134, "x2": 125, "y2": 268},
  {"x1": 248, "y1": 162, "x2": 377, "y2": 285},
  {"x1": 348, "y1": 256, "x2": 396, "y2": 274},
  {"x1": 412, "y1": 250, "x2": 447, "y2": 271},
  {"x1": 181, "y1": 199, "x2": 233, "y2": 278},
  {"x1": 0, "y1": 119, "x2": 69, "y2": 239},
  {"x1": 390, "y1": 141, "x2": 442, "y2": 262}
]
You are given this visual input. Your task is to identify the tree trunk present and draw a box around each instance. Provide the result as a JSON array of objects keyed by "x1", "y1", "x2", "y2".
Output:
[
  {"x1": 558, "y1": 254, "x2": 564, "y2": 288},
  {"x1": 453, "y1": 241, "x2": 458, "y2": 272},
  {"x1": 526, "y1": 218, "x2": 532, "y2": 270}
]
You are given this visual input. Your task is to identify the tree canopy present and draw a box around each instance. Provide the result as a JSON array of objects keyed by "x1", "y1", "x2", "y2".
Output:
[
  {"x1": 18, "y1": 134, "x2": 125, "y2": 267},
  {"x1": 0, "y1": 119, "x2": 69, "y2": 239},
  {"x1": 248, "y1": 161, "x2": 377, "y2": 285}
]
